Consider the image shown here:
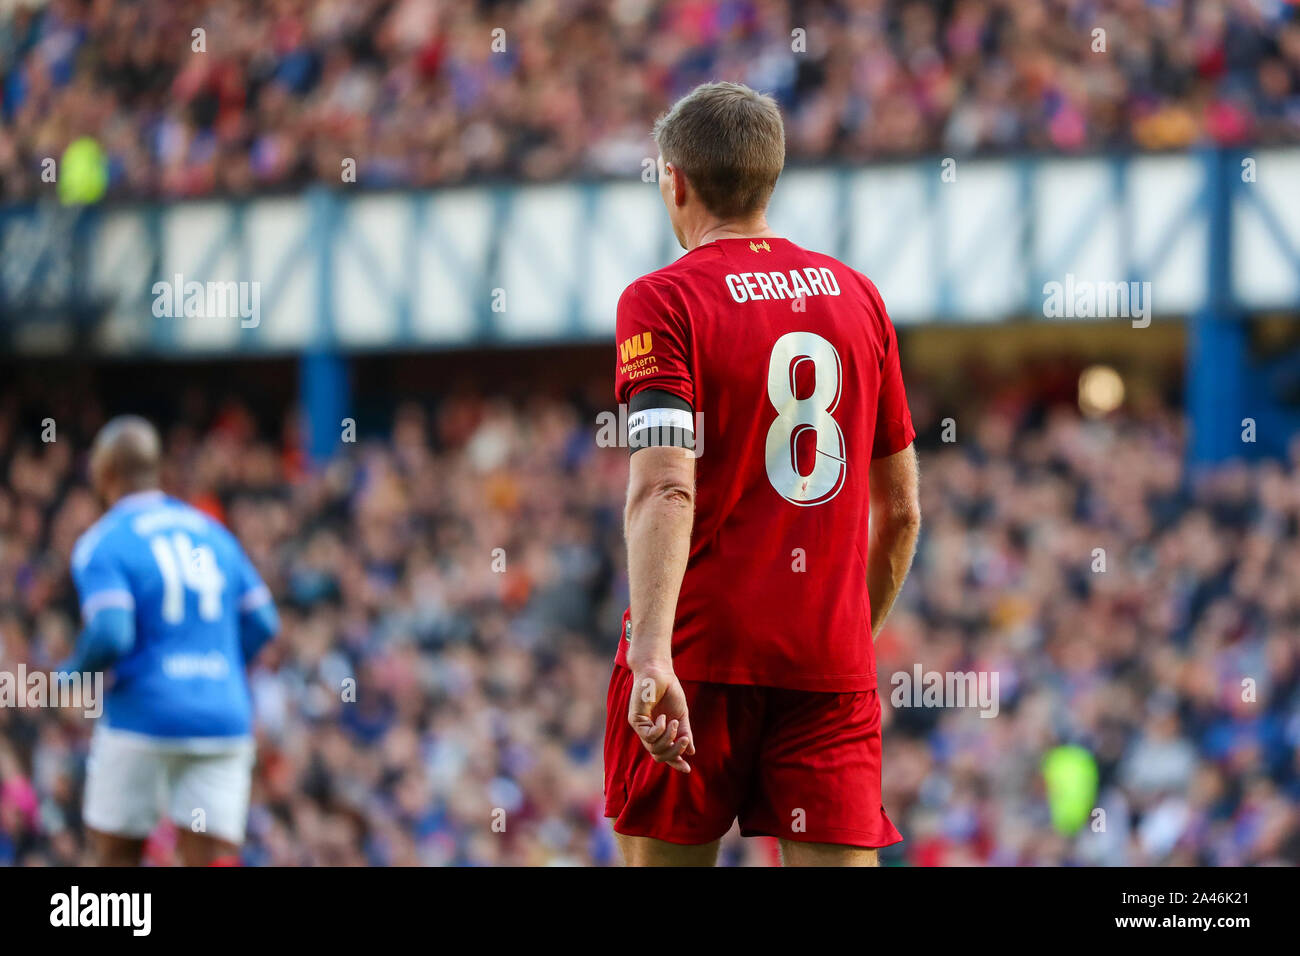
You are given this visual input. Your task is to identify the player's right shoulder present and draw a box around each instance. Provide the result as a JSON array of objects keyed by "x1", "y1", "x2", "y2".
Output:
[
  {"x1": 620, "y1": 244, "x2": 722, "y2": 300},
  {"x1": 618, "y1": 254, "x2": 719, "y2": 335},
  {"x1": 619, "y1": 268, "x2": 680, "y2": 308},
  {"x1": 617, "y1": 275, "x2": 683, "y2": 339}
]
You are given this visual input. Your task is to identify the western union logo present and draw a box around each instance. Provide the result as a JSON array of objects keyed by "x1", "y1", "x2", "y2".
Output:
[
  {"x1": 749, "y1": 240, "x2": 771, "y2": 253},
  {"x1": 619, "y1": 332, "x2": 652, "y2": 363}
]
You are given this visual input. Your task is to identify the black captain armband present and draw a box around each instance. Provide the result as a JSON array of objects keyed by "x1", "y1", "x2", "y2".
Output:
[{"x1": 627, "y1": 389, "x2": 695, "y2": 453}]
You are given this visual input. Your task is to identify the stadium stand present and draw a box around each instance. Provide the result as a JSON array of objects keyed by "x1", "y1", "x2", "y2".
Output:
[
  {"x1": 2, "y1": 0, "x2": 1299, "y2": 201},
  {"x1": 1, "y1": 352, "x2": 1297, "y2": 866},
  {"x1": 1, "y1": 0, "x2": 1297, "y2": 869}
]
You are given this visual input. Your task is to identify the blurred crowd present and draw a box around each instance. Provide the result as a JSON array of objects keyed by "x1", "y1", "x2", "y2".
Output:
[
  {"x1": 3, "y1": 0, "x2": 1300, "y2": 202},
  {"x1": 0, "y1": 362, "x2": 1297, "y2": 866}
]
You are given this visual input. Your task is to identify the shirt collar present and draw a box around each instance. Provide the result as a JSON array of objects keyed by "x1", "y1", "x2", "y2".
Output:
[{"x1": 113, "y1": 490, "x2": 166, "y2": 511}]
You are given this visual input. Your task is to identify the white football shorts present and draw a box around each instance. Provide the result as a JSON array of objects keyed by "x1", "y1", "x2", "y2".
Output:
[{"x1": 83, "y1": 725, "x2": 255, "y2": 844}]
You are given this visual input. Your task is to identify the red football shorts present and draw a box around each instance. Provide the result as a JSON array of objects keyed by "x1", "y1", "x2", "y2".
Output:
[{"x1": 603, "y1": 664, "x2": 903, "y2": 848}]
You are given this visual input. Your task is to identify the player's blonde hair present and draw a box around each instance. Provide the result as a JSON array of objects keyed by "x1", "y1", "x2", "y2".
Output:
[{"x1": 652, "y1": 81, "x2": 786, "y2": 219}]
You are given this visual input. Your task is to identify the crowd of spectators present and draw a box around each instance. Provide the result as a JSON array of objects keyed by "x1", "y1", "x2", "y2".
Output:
[
  {"x1": 0, "y1": 359, "x2": 1296, "y2": 866},
  {"x1": 2, "y1": 0, "x2": 1300, "y2": 202}
]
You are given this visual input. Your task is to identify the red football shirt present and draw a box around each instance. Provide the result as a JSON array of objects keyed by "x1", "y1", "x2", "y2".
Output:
[{"x1": 614, "y1": 237, "x2": 915, "y2": 692}]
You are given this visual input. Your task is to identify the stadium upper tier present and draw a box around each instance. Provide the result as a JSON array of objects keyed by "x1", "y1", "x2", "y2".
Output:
[
  {"x1": 2, "y1": 144, "x2": 1298, "y2": 465},
  {"x1": 1, "y1": 0, "x2": 1297, "y2": 202},
  {"x1": 1, "y1": 148, "x2": 1297, "y2": 341}
]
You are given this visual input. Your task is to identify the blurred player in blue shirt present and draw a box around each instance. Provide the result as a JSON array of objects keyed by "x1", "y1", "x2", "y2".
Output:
[{"x1": 61, "y1": 415, "x2": 278, "y2": 865}]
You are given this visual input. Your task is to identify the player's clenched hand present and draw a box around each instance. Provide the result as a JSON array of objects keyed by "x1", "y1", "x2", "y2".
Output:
[{"x1": 628, "y1": 666, "x2": 695, "y2": 773}]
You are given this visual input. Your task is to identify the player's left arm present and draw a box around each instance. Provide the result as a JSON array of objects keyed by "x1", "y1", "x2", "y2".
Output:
[
  {"x1": 866, "y1": 285, "x2": 920, "y2": 639},
  {"x1": 61, "y1": 534, "x2": 136, "y2": 675},
  {"x1": 867, "y1": 443, "x2": 920, "y2": 638}
]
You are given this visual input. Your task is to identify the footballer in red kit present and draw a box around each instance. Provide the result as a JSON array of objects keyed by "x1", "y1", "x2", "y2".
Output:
[{"x1": 605, "y1": 82, "x2": 921, "y2": 867}]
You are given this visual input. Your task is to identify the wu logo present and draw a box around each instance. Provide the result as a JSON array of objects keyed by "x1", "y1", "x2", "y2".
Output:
[
  {"x1": 620, "y1": 332, "x2": 652, "y2": 363},
  {"x1": 749, "y1": 240, "x2": 771, "y2": 253}
]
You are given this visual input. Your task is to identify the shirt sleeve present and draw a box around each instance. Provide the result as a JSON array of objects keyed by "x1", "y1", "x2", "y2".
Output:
[
  {"x1": 235, "y1": 545, "x2": 273, "y2": 616},
  {"x1": 71, "y1": 531, "x2": 134, "y2": 624},
  {"x1": 869, "y1": 288, "x2": 916, "y2": 459},
  {"x1": 614, "y1": 278, "x2": 693, "y2": 407},
  {"x1": 234, "y1": 543, "x2": 278, "y2": 661}
]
